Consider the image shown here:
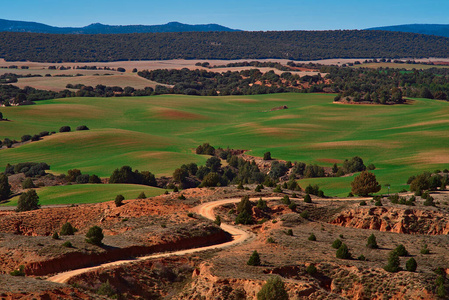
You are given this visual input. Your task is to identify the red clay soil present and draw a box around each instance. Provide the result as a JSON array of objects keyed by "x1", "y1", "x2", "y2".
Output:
[{"x1": 331, "y1": 206, "x2": 449, "y2": 235}]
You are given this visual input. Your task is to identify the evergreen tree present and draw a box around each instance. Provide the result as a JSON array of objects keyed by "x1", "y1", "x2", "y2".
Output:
[
  {"x1": 16, "y1": 189, "x2": 40, "y2": 211},
  {"x1": 406, "y1": 258, "x2": 417, "y2": 272},
  {"x1": 366, "y1": 234, "x2": 379, "y2": 249},
  {"x1": 336, "y1": 243, "x2": 351, "y2": 259},
  {"x1": 384, "y1": 251, "x2": 401, "y2": 272},
  {"x1": 85, "y1": 226, "x2": 104, "y2": 245},
  {"x1": 0, "y1": 174, "x2": 11, "y2": 201},
  {"x1": 247, "y1": 250, "x2": 261, "y2": 266}
]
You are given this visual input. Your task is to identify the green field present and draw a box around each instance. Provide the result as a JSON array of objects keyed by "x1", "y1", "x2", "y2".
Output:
[
  {"x1": 0, "y1": 184, "x2": 165, "y2": 206},
  {"x1": 1, "y1": 93, "x2": 449, "y2": 197}
]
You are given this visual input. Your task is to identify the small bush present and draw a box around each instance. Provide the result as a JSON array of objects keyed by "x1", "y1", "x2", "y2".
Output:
[
  {"x1": 52, "y1": 232, "x2": 59, "y2": 239},
  {"x1": 420, "y1": 244, "x2": 430, "y2": 254},
  {"x1": 76, "y1": 125, "x2": 89, "y2": 131},
  {"x1": 173, "y1": 186, "x2": 179, "y2": 192},
  {"x1": 178, "y1": 194, "x2": 186, "y2": 200},
  {"x1": 267, "y1": 237, "x2": 275, "y2": 243},
  {"x1": 273, "y1": 185, "x2": 282, "y2": 193},
  {"x1": 135, "y1": 191, "x2": 146, "y2": 199},
  {"x1": 62, "y1": 241, "x2": 72, "y2": 247},
  {"x1": 10, "y1": 265, "x2": 25, "y2": 276},
  {"x1": 60, "y1": 222, "x2": 75, "y2": 235},
  {"x1": 247, "y1": 250, "x2": 261, "y2": 266},
  {"x1": 257, "y1": 276, "x2": 288, "y2": 300},
  {"x1": 59, "y1": 126, "x2": 71, "y2": 132},
  {"x1": 115, "y1": 194, "x2": 124, "y2": 207},
  {"x1": 336, "y1": 243, "x2": 351, "y2": 259},
  {"x1": 304, "y1": 193, "x2": 312, "y2": 203},
  {"x1": 359, "y1": 200, "x2": 367, "y2": 206},
  {"x1": 395, "y1": 244, "x2": 408, "y2": 256},
  {"x1": 97, "y1": 280, "x2": 115, "y2": 297},
  {"x1": 332, "y1": 239, "x2": 342, "y2": 249},
  {"x1": 85, "y1": 226, "x2": 104, "y2": 245},
  {"x1": 358, "y1": 254, "x2": 366, "y2": 261},
  {"x1": 374, "y1": 200, "x2": 382, "y2": 206},
  {"x1": 286, "y1": 229, "x2": 293, "y2": 236},
  {"x1": 187, "y1": 212, "x2": 194, "y2": 218},
  {"x1": 406, "y1": 257, "x2": 417, "y2": 272},
  {"x1": 21, "y1": 178, "x2": 36, "y2": 189},
  {"x1": 281, "y1": 195, "x2": 291, "y2": 205},
  {"x1": 263, "y1": 152, "x2": 272, "y2": 160},
  {"x1": 255, "y1": 185, "x2": 261, "y2": 192},
  {"x1": 288, "y1": 203, "x2": 297, "y2": 211},
  {"x1": 366, "y1": 234, "x2": 379, "y2": 249},
  {"x1": 308, "y1": 233, "x2": 316, "y2": 241},
  {"x1": 214, "y1": 215, "x2": 221, "y2": 226},
  {"x1": 300, "y1": 211, "x2": 309, "y2": 219},
  {"x1": 306, "y1": 264, "x2": 317, "y2": 275}
]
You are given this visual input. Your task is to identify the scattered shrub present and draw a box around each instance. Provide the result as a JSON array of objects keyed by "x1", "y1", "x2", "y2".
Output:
[
  {"x1": 358, "y1": 254, "x2": 366, "y2": 261},
  {"x1": 359, "y1": 200, "x2": 367, "y2": 206},
  {"x1": 286, "y1": 229, "x2": 293, "y2": 236},
  {"x1": 115, "y1": 194, "x2": 124, "y2": 207},
  {"x1": 85, "y1": 226, "x2": 104, "y2": 245},
  {"x1": 406, "y1": 257, "x2": 417, "y2": 272},
  {"x1": 366, "y1": 234, "x2": 379, "y2": 249},
  {"x1": 336, "y1": 243, "x2": 351, "y2": 259},
  {"x1": 267, "y1": 237, "x2": 275, "y2": 243},
  {"x1": 332, "y1": 239, "x2": 342, "y2": 249},
  {"x1": 59, "y1": 126, "x2": 71, "y2": 132},
  {"x1": 300, "y1": 211, "x2": 309, "y2": 219},
  {"x1": 62, "y1": 241, "x2": 72, "y2": 247},
  {"x1": 257, "y1": 276, "x2": 288, "y2": 300},
  {"x1": 304, "y1": 193, "x2": 312, "y2": 203},
  {"x1": 214, "y1": 215, "x2": 221, "y2": 226},
  {"x1": 10, "y1": 265, "x2": 25, "y2": 276},
  {"x1": 308, "y1": 233, "x2": 316, "y2": 241},
  {"x1": 52, "y1": 232, "x2": 59, "y2": 240},
  {"x1": 178, "y1": 194, "x2": 186, "y2": 200},
  {"x1": 263, "y1": 151, "x2": 272, "y2": 160},
  {"x1": 395, "y1": 244, "x2": 408, "y2": 256},
  {"x1": 306, "y1": 264, "x2": 317, "y2": 275},
  {"x1": 76, "y1": 125, "x2": 89, "y2": 131},
  {"x1": 420, "y1": 244, "x2": 430, "y2": 254},
  {"x1": 21, "y1": 178, "x2": 36, "y2": 189},
  {"x1": 247, "y1": 250, "x2": 261, "y2": 266},
  {"x1": 60, "y1": 222, "x2": 76, "y2": 235}
]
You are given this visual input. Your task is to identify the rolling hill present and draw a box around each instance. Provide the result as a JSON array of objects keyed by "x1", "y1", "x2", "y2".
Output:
[
  {"x1": 0, "y1": 19, "x2": 239, "y2": 34},
  {"x1": 367, "y1": 24, "x2": 449, "y2": 38}
]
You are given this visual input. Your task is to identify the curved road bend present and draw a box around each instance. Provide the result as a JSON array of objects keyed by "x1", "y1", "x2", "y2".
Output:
[{"x1": 48, "y1": 197, "x2": 255, "y2": 284}]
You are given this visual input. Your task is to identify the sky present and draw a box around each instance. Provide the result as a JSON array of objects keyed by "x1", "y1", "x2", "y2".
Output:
[{"x1": 1, "y1": 0, "x2": 449, "y2": 31}]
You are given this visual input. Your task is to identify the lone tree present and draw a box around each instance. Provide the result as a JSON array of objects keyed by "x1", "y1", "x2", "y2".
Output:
[
  {"x1": 16, "y1": 189, "x2": 40, "y2": 212},
  {"x1": 0, "y1": 174, "x2": 11, "y2": 201},
  {"x1": 85, "y1": 226, "x2": 104, "y2": 245},
  {"x1": 351, "y1": 171, "x2": 381, "y2": 196},
  {"x1": 406, "y1": 257, "x2": 417, "y2": 272},
  {"x1": 366, "y1": 234, "x2": 379, "y2": 249},
  {"x1": 247, "y1": 250, "x2": 261, "y2": 266},
  {"x1": 257, "y1": 276, "x2": 288, "y2": 300},
  {"x1": 384, "y1": 250, "x2": 401, "y2": 273},
  {"x1": 263, "y1": 152, "x2": 272, "y2": 160}
]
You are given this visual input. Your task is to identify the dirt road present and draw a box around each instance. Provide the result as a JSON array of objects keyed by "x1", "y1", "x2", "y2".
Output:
[{"x1": 47, "y1": 197, "x2": 255, "y2": 284}]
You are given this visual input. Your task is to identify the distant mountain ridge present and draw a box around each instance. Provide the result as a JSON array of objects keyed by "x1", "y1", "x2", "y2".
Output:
[
  {"x1": 367, "y1": 24, "x2": 449, "y2": 38},
  {"x1": 0, "y1": 19, "x2": 239, "y2": 34}
]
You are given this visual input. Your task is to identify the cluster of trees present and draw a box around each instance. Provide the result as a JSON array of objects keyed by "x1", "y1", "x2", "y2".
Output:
[
  {"x1": 138, "y1": 69, "x2": 297, "y2": 96},
  {"x1": 0, "y1": 84, "x2": 64, "y2": 106},
  {"x1": 408, "y1": 171, "x2": 448, "y2": 194},
  {"x1": 1, "y1": 30, "x2": 449, "y2": 62},
  {"x1": 65, "y1": 84, "x2": 154, "y2": 97},
  {"x1": 5, "y1": 162, "x2": 50, "y2": 178},
  {"x1": 204, "y1": 61, "x2": 292, "y2": 72},
  {"x1": 325, "y1": 67, "x2": 449, "y2": 103},
  {"x1": 109, "y1": 166, "x2": 157, "y2": 186},
  {"x1": 64, "y1": 169, "x2": 101, "y2": 184}
]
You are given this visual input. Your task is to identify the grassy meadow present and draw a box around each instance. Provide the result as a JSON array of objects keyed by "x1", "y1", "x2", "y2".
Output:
[
  {"x1": 1, "y1": 93, "x2": 449, "y2": 197},
  {"x1": 0, "y1": 184, "x2": 165, "y2": 206}
]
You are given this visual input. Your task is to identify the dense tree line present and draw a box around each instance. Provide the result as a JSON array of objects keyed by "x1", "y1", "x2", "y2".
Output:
[
  {"x1": 324, "y1": 67, "x2": 449, "y2": 103},
  {"x1": 138, "y1": 69, "x2": 299, "y2": 95},
  {"x1": 5, "y1": 162, "x2": 50, "y2": 177},
  {"x1": 0, "y1": 30, "x2": 448, "y2": 62}
]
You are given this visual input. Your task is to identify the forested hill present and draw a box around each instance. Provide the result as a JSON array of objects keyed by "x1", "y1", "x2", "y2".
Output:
[
  {"x1": 0, "y1": 19, "x2": 238, "y2": 34},
  {"x1": 1, "y1": 30, "x2": 449, "y2": 62},
  {"x1": 367, "y1": 24, "x2": 449, "y2": 38}
]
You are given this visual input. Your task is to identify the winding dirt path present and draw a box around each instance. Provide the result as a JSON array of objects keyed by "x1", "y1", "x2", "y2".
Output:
[{"x1": 47, "y1": 197, "x2": 255, "y2": 284}]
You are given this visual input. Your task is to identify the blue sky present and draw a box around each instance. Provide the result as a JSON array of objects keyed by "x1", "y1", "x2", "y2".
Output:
[{"x1": 2, "y1": 0, "x2": 448, "y2": 30}]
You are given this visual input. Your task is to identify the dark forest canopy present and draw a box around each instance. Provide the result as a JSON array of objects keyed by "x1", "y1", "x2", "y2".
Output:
[{"x1": 0, "y1": 30, "x2": 449, "y2": 62}]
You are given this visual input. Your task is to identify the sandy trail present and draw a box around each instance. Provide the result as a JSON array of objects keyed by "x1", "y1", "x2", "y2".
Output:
[{"x1": 47, "y1": 197, "x2": 256, "y2": 284}]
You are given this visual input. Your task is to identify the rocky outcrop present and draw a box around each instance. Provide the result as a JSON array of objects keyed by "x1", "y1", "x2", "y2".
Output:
[{"x1": 331, "y1": 207, "x2": 449, "y2": 235}]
